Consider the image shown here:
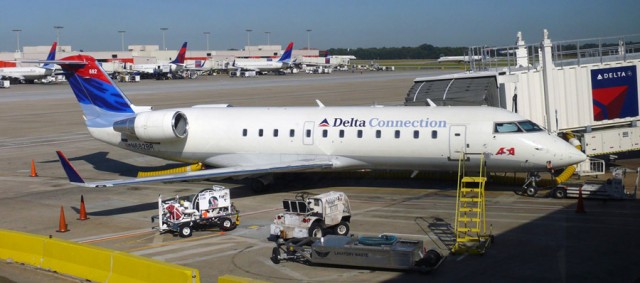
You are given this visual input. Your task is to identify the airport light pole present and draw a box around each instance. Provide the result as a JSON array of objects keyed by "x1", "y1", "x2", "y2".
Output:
[
  {"x1": 54, "y1": 26, "x2": 63, "y2": 51},
  {"x1": 265, "y1": 31, "x2": 271, "y2": 45},
  {"x1": 160, "y1": 27, "x2": 168, "y2": 50},
  {"x1": 306, "y1": 29, "x2": 312, "y2": 50},
  {"x1": 204, "y1": 32, "x2": 210, "y2": 51},
  {"x1": 245, "y1": 29, "x2": 252, "y2": 47},
  {"x1": 118, "y1": 30, "x2": 126, "y2": 51},
  {"x1": 12, "y1": 29, "x2": 21, "y2": 52}
]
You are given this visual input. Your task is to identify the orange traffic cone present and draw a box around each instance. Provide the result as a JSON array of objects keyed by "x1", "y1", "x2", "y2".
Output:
[
  {"x1": 576, "y1": 186, "x2": 586, "y2": 213},
  {"x1": 56, "y1": 206, "x2": 70, "y2": 232},
  {"x1": 78, "y1": 195, "x2": 89, "y2": 220},
  {"x1": 30, "y1": 160, "x2": 38, "y2": 177}
]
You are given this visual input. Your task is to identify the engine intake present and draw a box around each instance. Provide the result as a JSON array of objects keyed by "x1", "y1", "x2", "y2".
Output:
[{"x1": 113, "y1": 110, "x2": 188, "y2": 142}]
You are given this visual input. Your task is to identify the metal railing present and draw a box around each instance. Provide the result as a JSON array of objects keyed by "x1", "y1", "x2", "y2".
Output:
[{"x1": 467, "y1": 33, "x2": 640, "y2": 73}]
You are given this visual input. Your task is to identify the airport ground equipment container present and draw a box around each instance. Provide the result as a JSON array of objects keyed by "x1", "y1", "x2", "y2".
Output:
[
  {"x1": 152, "y1": 185, "x2": 239, "y2": 238},
  {"x1": 270, "y1": 191, "x2": 351, "y2": 239},
  {"x1": 517, "y1": 167, "x2": 638, "y2": 200},
  {"x1": 270, "y1": 234, "x2": 445, "y2": 273}
]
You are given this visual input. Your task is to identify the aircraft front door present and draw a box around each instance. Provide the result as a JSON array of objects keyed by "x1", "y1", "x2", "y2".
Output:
[
  {"x1": 303, "y1": 121, "x2": 315, "y2": 145},
  {"x1": 449, "y1": 125, "x2": 467, "y2": 159}
]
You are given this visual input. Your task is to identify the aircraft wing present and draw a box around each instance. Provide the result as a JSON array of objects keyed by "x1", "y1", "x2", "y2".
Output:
[{"x1": 56, "y1": 151, "x2": 333, "y2": 188}]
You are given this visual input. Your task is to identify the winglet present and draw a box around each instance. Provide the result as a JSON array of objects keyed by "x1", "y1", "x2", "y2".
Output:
[{"x1": 55, "y1": 151, "x2": 86, "y2": 184}]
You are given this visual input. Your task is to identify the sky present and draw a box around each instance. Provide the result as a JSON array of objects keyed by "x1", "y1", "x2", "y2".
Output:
[{"x1": 1, "y1": 0, "x2": 639, "y2": 52}]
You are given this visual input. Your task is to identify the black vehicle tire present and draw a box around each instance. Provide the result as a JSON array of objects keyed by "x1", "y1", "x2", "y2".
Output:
[
  {"x1": 179, "y1": 224, "x2": 193, "y2": 238},
  {"x1": 334, "y1": 221, "x2": 350, "y2": 236},
  {"x1": 526, "y1": 186, "x2": 538, "y2": 197},
  {"x1": 219, "y1": 217, "x2": 236, "y2": 231},
  {"x1": 308, "y1": 222, "x2": 323, "y2": 238},
  {"x1": 270, "y1": 247, "x2": 281, "y2": 264},
  {"x1": 553, "y1": 188, "x2": 567, "y2": 199},
  {"x1": 416, "y1": 249, "x2": 442, "y2": 273}
]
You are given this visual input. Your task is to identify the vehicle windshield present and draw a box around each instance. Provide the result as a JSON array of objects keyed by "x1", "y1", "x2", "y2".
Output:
[{"x1": 494, "y1": 120, "x2": 544, "y2": 133}]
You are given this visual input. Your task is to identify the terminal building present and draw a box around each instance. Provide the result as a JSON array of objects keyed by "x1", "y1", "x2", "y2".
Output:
[{"x1": 405, "y1": 30, "x2": 640, "y2": 166}]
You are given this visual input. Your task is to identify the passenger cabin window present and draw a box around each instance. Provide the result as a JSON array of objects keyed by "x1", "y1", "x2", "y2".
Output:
[
  {"x1": 394, "y1": 130, "x2": 400, "y2": 139},
  {"x1": 357, "y1": 130, "x2": 363, "y2": 138},
  {"x1": 413, "y1": 130, "x2": 419, "y2": 139},
  {"x1": 376, "y1": 130, "x2": 382, "y2": 139},
  {"x1": 258, "y1": 129, "x2": 264, "y2": 137},
  {"x1": 290, "y1": 129, "x2": 295, "y2": 137},
  {"x1": 306, "y1": 129, "x2": 311, "y2": 138},
  {"x1": 322, "y1": 129, "x2": 328, "y2": 138},
  {"x1": 431, "y1": 130, "x2": 438, "y2": 139},
  {"x1": 242, "y1": 129, "x2": 247, "y2": 137},
  {"x1": 339, "y1": 129, "x2": 345, "y2": 138},
  {"x1": 273, "y1": 129, "x2": 279, "y2": 137}
]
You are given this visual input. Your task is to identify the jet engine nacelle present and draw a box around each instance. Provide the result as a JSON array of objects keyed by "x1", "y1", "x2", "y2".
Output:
[{"x1": 113, "y1": 110, "x2": 188, "y2": 142}]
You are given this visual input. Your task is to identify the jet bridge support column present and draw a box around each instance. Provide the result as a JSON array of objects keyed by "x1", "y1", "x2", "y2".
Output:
[{"x1": 540, "y1": 29, "x2": 557, "y2": 132}]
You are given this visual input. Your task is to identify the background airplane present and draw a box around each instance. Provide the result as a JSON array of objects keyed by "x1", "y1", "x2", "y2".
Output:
[
  {"x1": 51, "y1": 54, "x2": 585, "y2": 189},
  {"x1": 129, "y1": 42, "x2": 187, "y2": 78},
  {"x1": 231, "y1": 42, "x2": 294, "y2": 74},
  {"x1": 0, "y1": 42, "x2": 57, "y2": 83}
]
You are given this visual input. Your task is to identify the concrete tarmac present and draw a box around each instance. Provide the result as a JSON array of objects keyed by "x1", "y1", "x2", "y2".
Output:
[{"x1": 1, "y1": 71, "x2": 639, "y2": 283}]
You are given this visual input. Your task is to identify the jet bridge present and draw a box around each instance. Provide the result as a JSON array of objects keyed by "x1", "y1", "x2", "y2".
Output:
[{"x1": 407, "y1": 30, "x2": 640, "y2": 165}]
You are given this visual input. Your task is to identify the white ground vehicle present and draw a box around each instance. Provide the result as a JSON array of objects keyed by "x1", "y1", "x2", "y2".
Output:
[
  {"x1": 153, "y1": 185, "x2": 239, "y2": 238},
  {"x1": 270, "y1": 191, "x2": 351, "y2": 239}
]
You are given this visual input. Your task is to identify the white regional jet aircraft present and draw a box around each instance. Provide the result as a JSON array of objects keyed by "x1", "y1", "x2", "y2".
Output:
[
  {"x1": 51, "y1": 54, "x2": 585, "y2": 188},
  {"x1": 0, "y1": 42, "x2": 57, "y2": 83},
  {"x1": 231, "y1": 42, "x2": 294, "y2": 74},
  {"x1": 129, "y1": 42, "x2": 187, "y2": 77}
]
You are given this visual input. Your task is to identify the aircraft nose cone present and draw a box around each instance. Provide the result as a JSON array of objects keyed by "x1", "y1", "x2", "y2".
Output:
[{"x1": 556, "y1": 141, "x2": 587, "y2": 167}]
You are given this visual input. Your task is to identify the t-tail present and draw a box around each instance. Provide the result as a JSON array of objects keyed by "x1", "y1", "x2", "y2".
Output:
[
  {"x1": 56, "y1": 55, "x2": 138, "y2": 133},
  {"x1": 170, "y1": 42, "x2": 188, "y2": 65},
  {"x1": 277, "y1": 42, "x2": 294, "y2": 63},
  {"x1": 42, "y1": 42, "x2": 57, "y2": 70}
]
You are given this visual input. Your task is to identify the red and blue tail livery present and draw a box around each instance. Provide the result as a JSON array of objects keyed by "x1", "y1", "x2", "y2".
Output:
[
  {"x1": 278, "y1": 42, "x2": 294, "y2": 63},
  {"x1": 42, "y1": 42, "x2": 58, "y2": 69},
  {"x1": 170, "y1": 42, "x2": 188, "y2": 65}
]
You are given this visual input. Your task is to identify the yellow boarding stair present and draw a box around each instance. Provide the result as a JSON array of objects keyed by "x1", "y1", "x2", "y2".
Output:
[{"x1": 452, "y1": 152, "x2": 493, "y2": 255}]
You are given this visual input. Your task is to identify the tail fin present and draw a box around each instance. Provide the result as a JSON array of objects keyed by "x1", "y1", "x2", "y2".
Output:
[
  {"x1": 58, "y1": 55, "x2": 136, "y2": 126},
  {"x1": 42, "y1": 42, "x2": 57, "y2": 69},
  {"x1": 278, "y1": 42, "x2": 294, "y2": 63},
  {"x1": 170, "y1": 42, "x2": 188, "y2": 64}
]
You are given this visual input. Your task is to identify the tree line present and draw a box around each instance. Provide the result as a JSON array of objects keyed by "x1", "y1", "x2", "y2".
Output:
[{"x1": 326, "y1": 44, "x2": 468, "y2": 60}]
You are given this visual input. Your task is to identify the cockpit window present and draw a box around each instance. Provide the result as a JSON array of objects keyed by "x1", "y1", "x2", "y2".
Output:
[
  {"x1": 494, "y1": 120, "x2": 545, "y2": 133},
  {"x1": 494, "y1": 122, "x2": 522, "y2": 133},
  {"x1": 517, "y1": 120, "x2": 544, "y2": 132}
]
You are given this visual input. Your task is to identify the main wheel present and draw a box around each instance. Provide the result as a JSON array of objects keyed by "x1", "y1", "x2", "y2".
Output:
[
  {"x1": 553, "y1": 188, "x2": 567, "y2": 199},
  {"x1": 334, "y1": 221, "x2": 350, "y2": 236},
  {"x1": 308, "y1": 222, "x2": 324, "y2": 238},
  {"x1": 179, "y1": 225, "x2": 193, "y2": 238},
  {"x1": 219, "y1": 217, "x2": 236, "y2": 231},
  {"x1": 526, "y1": 186, "x2": 538, "y2": 197},
  {"x1": 270, "y1": 247, "x2": 281, "y2": 264}
]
